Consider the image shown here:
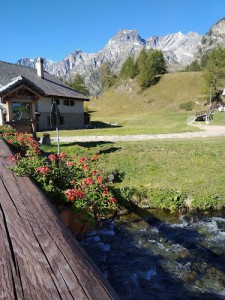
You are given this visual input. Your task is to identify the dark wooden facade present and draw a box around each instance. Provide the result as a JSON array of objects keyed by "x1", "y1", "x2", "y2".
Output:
[{"x1": 0, "y1": 138, "x2": 119, "y2": 299}]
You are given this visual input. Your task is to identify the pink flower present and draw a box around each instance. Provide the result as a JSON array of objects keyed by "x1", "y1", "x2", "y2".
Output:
[
  {"x1": 91, "y1": 154, "x2": 100, "y2": 161},
  {"x1": 9, "y1": 155, "x2": 15, "y2": 163},
  {"x1": 75, "y1": 189, "x2": 85, "y2": 199},
  {"x1": 82, "y1": 177, "x2": 94, "y2": 186},
  {"x1": 65, "y1": 161, "x2": 75, "y2": 167},
  {"x1": 58, "y1": 152, "x2": 66, "y2": 159},
  {"x1": 36, "y1": 166, "x2": 51, "y2": 175},
  {"x1": 48, "y1": 154, "x2": 57, "y2": 162},
  {"x1": 97, "y1": 176, "x2": 103, "y2": 184},
  {"x1": 79, "y1": 156, "x2": 88, "y2": 164},
  {"x1": 65, "y1": 189, "x2": 76, "y2": 201},
  {"x1": 102, "y1": 188, "x2": 108, "y2": 197},
  {"x1": 64, "y1": 188, "x2": 85, "y2": 201}
]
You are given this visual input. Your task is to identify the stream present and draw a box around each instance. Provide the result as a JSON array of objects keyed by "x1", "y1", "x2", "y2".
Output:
[{"x1": 80, "y1": 208, "x2": 225, "y2": 299}]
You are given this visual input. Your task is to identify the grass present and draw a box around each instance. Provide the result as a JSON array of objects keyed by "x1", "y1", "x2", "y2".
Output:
[
  {"x1": 38, "y1": 72, "x2": 206, "y2": 138},
  {"x1": 38, "y1": 111, "x2": 200, "y2": 138},
  {"x1": 41, "y1": 137, "x2": 225, "y2": 210},
  {"x1": 38, "y1": 72, "x2": 225, "y2": 210},
  {"x1": 89, "y1": 72, "x2": 205, "y2": 114},
  {"x1": 210, "y1": 110, "x2": 225, "y2": 125}
]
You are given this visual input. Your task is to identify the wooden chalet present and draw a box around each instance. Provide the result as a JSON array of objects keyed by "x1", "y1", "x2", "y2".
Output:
[{"x1": 0, "y1": 59, "x2": 89, "y2": 134}]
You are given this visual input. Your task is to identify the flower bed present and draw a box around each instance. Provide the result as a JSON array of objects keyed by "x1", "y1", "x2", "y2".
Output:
[{"x1": 0, "y1": 125, "x2": 118, "y2": 231}]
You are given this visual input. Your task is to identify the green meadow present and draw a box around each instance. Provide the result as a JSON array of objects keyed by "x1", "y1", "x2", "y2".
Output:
[{"x1": 39, "y1": 72, "x2": 225, "y2": 210}]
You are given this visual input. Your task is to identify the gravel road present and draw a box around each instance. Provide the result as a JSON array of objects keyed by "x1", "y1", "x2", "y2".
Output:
[{"x1": 51, "y1": 124, "x2": 225, "y2": 143}]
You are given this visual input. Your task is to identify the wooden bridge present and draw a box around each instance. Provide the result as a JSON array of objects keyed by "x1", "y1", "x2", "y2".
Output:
[{"x1": 0, "y1": 138, "x2": 119, "y2": 299}]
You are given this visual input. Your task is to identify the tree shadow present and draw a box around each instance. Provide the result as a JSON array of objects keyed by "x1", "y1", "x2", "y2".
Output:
[
  {"x1": 90, "y1": 121, "x2": 122, "y2": 128},
  {"x1": 60, "y1": 141, "x2": 114, "y2": 148},
  {"x1": 58, "y1": 141, "x2": 122, "y2": 155}
]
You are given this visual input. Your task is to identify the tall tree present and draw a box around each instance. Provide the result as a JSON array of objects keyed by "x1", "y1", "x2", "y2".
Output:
[
  {"x1": 203, "y1": 45, "x2": 225, "y2": 99},
  {"x1": 137, "y1": 49, "x2": 167, "y2": 89},
  {"x1": 151, "y1": 49, "x2": 167, "y2": 75},
  {"x1": 136, "y1": 48, "x2": 148, "y2": 74},
  {"x1": 184, "y1": 60, "x2": 201, "y2": 72},
  {"x1": 100, "y1": 62, "x2": 117, "y2": 89},
  {"x1": 69, "y1": 74, "x2": 89, "y2": 96},
  {"x1": 119, "y1": 56, "x2": 137, "y2": 79}
]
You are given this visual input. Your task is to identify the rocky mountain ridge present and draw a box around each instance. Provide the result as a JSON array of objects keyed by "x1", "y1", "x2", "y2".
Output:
[{"x1": 16, "y1": 18, "x2": 225, "y2": 95}]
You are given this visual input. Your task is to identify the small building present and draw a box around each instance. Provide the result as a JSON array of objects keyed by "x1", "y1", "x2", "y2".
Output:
[{"x1": 0, "y1": 58, "x2": 89, "y2": 134}]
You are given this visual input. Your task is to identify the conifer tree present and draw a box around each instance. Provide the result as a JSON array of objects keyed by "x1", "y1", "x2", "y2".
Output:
[
  {"x1": 136, "y1": 48, "x2": 167, "y2": 89},
  {"x1": 203, "y1": 45, "x2": 225, "y2": 98},
  {"x1": 184, "y1": 60, "x2": 201, "y2": 72},
  {"x1": 100, "y1": 62, "x2": 117, "y2": 89},
  {"x1": 69, "y1": 74, "x2": 89, "y2": 95},
  {"x1": 119, "y1": 56, "x2": 137, "y2": 79}
]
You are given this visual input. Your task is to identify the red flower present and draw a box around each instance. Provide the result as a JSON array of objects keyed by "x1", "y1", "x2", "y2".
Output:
[
  {"x1": 75, "y1": 189, "x2": 85, "y2": 198},
  {"x1": 97, "y1": 176, "x2": 103, "y2": 184},
  {"x1": 36, "y1": 166, "x2": 51, "y2": 175},
  {"x1": 102, "y1": 189, "x2": 108, "y2": 197},
  {"x1": 48, "y1": 154, "x2": 57, "y2": 162},
  {"x1": 82, "y1": 177, "x2": 94, "y2": 185},
  {"x1": 65, "y1": 161, "x2": 75, "y2": 167},
  {"x1": 9, "y1": 155, "x2": 15, "y2": 163},
  {"x1": 109, "y1": 197, "x2": 117, "y2": 204},
  {"x1": 79, "y1": 156, "x2": 88, "y2": 164},
  {"x1": 64, "y1": 188, "x2": 85, "y2": 200},
  {"x1": 91, "y1": 154, "x2": 100, "y2": 161},
  {"x1": 58, "y1": 152, "x2": 66, "y2": 159},
  {"x1": 65, "y1": 189, "x2": 76, "y2": 201}
]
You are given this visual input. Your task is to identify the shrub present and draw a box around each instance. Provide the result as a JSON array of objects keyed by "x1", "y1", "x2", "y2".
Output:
[
  {"x1": 179, "y1": 101, "x2": 195, "y2": 111},
  {"x1": 1, "y1": 125, "x2": 118, "y2": 226}
]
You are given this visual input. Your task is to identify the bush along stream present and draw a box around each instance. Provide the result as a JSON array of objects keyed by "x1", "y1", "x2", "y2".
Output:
[
  {"x1": 0, "y1": 125, "x2": 118, "y2": 231},
  {"x1": 1, "y1": 125, "x2": 225, "y2": 299}
]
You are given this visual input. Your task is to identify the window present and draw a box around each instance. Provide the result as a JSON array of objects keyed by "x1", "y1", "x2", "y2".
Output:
[
  {"x1": 47, "y1": 116, "x2": 50, "y2": 125},
  {"x1": 63, "y1": 100, "x2": 69, "y2": 106},
  {"x1": 63, "y1": 100, "x2": 75, "y2": 106}
]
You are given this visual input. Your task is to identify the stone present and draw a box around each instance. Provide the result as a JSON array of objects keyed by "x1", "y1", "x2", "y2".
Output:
[{"x1": 42, "y1": 133, "x2": 51, "y2": 146}]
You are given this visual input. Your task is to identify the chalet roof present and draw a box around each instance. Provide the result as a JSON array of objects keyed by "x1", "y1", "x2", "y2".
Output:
[{"x1": 0, "y1": 61, "x2": 89, "y2": 101}]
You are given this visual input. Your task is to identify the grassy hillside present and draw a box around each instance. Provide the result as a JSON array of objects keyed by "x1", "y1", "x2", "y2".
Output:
[
  {"x1": 39, "y1": 72, "x2": 206, "y2": 137},
  {"x1": 88, "y1": 72, "x2": 205, "y2": 117}
]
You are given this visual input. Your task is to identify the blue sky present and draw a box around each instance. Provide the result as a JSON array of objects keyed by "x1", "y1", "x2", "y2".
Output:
[{"x1": 1, "y1": 0, "x2": 224, "y2": 63}]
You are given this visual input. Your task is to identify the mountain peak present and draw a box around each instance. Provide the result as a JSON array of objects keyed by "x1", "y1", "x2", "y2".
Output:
[
  {"x1": 200, "y1": 16, "x2": 225, "y2": 50},
  {"x1": 108, "y1": 29, "x2": 146, "y2": 45}
]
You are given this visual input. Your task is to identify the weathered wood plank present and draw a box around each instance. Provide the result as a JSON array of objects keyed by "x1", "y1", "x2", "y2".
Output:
[
  {"x1": 0, "y1": 138, "x2": 120, "y2": 299},
  {"x1": 17, "y1": 176, "x2": 117, "y2": 299}
]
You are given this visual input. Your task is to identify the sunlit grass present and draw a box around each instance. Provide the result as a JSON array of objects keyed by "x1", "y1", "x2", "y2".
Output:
[{"x1": 41, "y1": 137, "x2": 225, "y2": 201}]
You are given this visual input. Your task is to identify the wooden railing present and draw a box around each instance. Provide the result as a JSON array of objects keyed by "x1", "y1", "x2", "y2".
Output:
[{"x1": 0, "y1": 138, "x2": 119, "y2": 299}]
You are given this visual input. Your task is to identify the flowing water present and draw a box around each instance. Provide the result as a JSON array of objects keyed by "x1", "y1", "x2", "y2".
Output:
[{"x1": 80, "y1": 209, "x2": 225, "y2": 299}]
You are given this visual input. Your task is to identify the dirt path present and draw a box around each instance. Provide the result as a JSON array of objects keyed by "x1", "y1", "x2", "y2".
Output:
[{"x1": 51, "y1": 124, "x2": 225, "y2": 143}]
